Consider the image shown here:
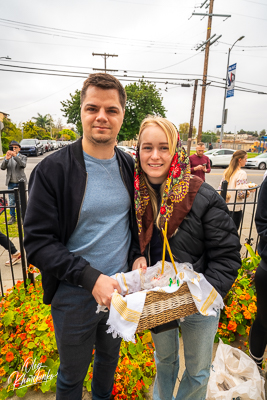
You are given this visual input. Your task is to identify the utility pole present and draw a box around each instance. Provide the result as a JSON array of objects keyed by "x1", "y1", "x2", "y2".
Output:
[
  {"x1": 92, "y1": 53, "x2": 118, "y2": 73},
  {"x1": 187, "y1": 80, "x2": 198, "y2": 156},
  {"x1": 197, "y1": 0, "x2": 214, "y2": 142}
]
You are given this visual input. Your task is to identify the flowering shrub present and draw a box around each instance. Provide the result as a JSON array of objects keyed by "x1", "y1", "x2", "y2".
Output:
[
  {"x1": 0, "y1": 275, "x2": 155, "y2": 399},
  {"x1": 216, "y1": 244, "x2": 261, "y2": 350}
]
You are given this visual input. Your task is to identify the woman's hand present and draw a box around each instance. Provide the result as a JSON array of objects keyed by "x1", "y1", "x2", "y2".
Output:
[{"x1": 132, "y1": 256, "x2": 147, "y2": 272}]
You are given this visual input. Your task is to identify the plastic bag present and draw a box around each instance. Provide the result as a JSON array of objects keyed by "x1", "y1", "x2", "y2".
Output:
[
  {"x1": 140, "y1": 261, "x2": 176, "y2": 290},
  {"x1": 206, "y1": 339, "x2": 265, "y2": 400}
]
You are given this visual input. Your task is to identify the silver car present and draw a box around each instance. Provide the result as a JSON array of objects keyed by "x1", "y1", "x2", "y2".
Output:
[{"x1": 246, "y1": 153, "x2": 267, "y2": 170}]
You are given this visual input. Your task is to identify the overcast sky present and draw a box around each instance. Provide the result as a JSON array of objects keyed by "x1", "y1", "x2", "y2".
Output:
[{"x1": 1, "y1": 0, "x2": 267, "y2": 135}]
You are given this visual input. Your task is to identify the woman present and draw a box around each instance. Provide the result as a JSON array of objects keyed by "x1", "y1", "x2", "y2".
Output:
[
  {"x1": 130, "y1": 116, "x2": 241, "y2": 400},
  {"x1": 218, "y1": 150, "x2": 249, "y2": 230},
  {"x1": 249, "y1": 178, "x2": 267, "y2": 390}
]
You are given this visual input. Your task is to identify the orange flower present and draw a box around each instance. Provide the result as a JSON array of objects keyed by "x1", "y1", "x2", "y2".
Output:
[
  {"x1": 0, "y1": 367, "x2": 6, "y2": 376},
  {"x1": 243, "y1": 310, "x2": 252, "y2": 319},
  {"x1": 221, "y1": 323, "x2": 227, "y2": 330},
  {"x1": 0, "y1": 358, "x2": 4, "y2": 365},
  {"x1": 1, "y1": 344, "x2": 9, "y2": 354},
  {"x1": 40, "y1": 355, "x2": 47, "y2": 363},
  {"x1": 6, "y1": 351, "x2": 14, "y2": 362},
  {"x1": 252, "y1": 295, "x2": 257, "y2": 301},
  {"x1": 227, "y1": 321, "x2": 237, "y2": 332},
  {"x1": 248, "y1": 302, "x2": 257, "y2": 314},
  {"x1": 239, "y1": 295, "x2": 246, "y2": 300},
  {"x1": 245, "y1": 294, "x2": 251, "y2": 301},
  {"x1": 246, "y1": 326, "x2": 251, "y2": 335},
  {"x1": 242, "y1": 304, "x2": 247, "y2": 311}
]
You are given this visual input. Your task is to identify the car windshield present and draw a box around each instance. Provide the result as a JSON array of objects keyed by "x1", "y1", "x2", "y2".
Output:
[
  {"x1": 20, "y1": 139, "x2": 36, "y2": 145},
  {"x1": 205, "y1": 150, "x2": 217, "y2": 155}
]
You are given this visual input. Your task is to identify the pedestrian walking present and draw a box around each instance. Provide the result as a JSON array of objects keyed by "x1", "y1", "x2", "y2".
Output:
[
  {"x1": 1, "y1": 140, "x2": 27, "y2": 225},
  {"x1": 208, "y1": 142, "x2": 213, "y2": 150},
  {"x1": 0, "y1": 231, "x2": 21, "y2": 266},
  {"x1": 189, "y1": 142, "x2": 211, "y2": 181},
  {"x1": 218, "y1": 150, "x2": 250, "y2": 230},
  {"x1": 23, "y1": 73, "x2": 135, "y2": 400},
  {"x1": 130, "y1": 116, "x2": 241, "y2": 400},
  {"x1": 249, "y1": 177, "x2": 267, "y2": 396}
]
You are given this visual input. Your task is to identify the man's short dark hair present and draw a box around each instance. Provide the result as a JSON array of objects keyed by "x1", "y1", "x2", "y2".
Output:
[
  {"x1": 197, "y1": 142, "x2": 205, "y2": 147},
  {"x1": 80, "y1": 73, "x2": 127, "y2": 109}
]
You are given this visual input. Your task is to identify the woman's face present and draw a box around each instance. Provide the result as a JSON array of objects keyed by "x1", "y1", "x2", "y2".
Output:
[
  {"x1": 139, "y1": 124, "x2": 173, "y2": 184},
  {"x1": 239, "y1": 155, "x2": 247, "y2": 168}
]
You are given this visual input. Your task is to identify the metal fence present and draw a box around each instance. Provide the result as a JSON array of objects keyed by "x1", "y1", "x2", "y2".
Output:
[
  {"x1": 0, "y1": 179, "x2": 261, "y2": 297},
  {"x1": 218, "y1": 180, "x2": 260, "y2": 257},
  {"x1": 0, "y1": 181, "x2": 33, "y2": 297}
]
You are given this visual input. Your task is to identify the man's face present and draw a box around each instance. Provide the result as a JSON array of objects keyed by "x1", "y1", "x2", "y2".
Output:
[
  {"x1": 11, "y1": 145, "x2": 20, "y2": 155},
  {"x1": 196, "y1": 146, "x2": 205, "y2": 157},
  {"x1": 80, "y1": 86, "x2": 124, "y2": 147}
]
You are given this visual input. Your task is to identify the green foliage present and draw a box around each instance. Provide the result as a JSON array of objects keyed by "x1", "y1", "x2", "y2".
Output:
[
  {"x1": 216, "y1": 244, "x2": 260, "y2": 349},
  {"x1": 178, "y1": 123, "x2": 196, "y2": 141},
  {"x1": 1, "y1": 119, "x2": 22, "y2": 153},
  {"x1": 0, "y1": 274, "x2": 155, "y2": 399},
  {"x1": 61, "y1": 90, "x2": 83, "y2": 135},
  {"x1": 57, "y1": 129, "x2": 76, "y2": 141},
  {"x1": 119, "y1": 80, "x2": 166, "y2": 142},
  {"x1": 201, "y1": 131, "x2": 218, "y2": 144},
  {"x1": 22, "y1": 121, "x2": 47, "y2": 140},
  {"x1": 32, "y1": 114, "x2": 51, "y2": 132}
]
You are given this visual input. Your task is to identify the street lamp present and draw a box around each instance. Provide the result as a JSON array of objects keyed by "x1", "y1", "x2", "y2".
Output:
[{"x1": 220, "y1": 36, "x2": 245, "y2": 147}]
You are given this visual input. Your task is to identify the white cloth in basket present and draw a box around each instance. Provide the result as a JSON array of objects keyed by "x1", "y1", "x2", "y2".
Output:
[{"x1": 96, "y1": 262, "x2": 224, "y2": 343}]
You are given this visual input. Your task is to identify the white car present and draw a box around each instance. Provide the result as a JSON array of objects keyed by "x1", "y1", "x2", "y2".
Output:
[
  {"x1": 245, "y1": 152, "x2": 267, "y2": 170},
  {"x1": 205, "y1": 148, "x2": 235, "y2": 167},
  {"x1": 117, "y1": 146, "x2": 136, "y2": 158}
]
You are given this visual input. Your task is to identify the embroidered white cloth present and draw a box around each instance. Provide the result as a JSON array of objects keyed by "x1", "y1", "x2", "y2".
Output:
[{"x1": 96, "y1": 262, "x2": 224, "y2": 343}]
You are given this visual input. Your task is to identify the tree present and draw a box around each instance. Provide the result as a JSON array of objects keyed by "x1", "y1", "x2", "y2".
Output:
[
  {"x1": 57, "y1": 129, "x2": 77, "y2": 141},
  {"x1": 60, "y1": 80, "x2": 167, "y2": 140},
  {"x1": 1, "y1": 118, "x2": 22, "y2": 153},
  {"x1": 61, "y1": 90, "x2": 82, "y2": 135},
  {"x1": 260, "y1": 129, "x2": 266, "y2": 137},
  {"x1": 178, "y1": 123, "x2": 196, "y2": 141},
  {"x1": 119, "y1": 80, "x2": 167, "y2": 141},
  {"x1": 201, "y1": 131, "x2": 218, "y2": 144},
  {"x1": 22, "y1": 121, "x2": 47, "y2": 140},
  {"x1": 32, "y1": 113, "x2": 51, "y2": 132}
]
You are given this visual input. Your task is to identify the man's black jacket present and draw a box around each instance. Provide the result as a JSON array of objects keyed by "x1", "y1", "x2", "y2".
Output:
[{"x1": 23, "y1": 138, "x2": 134, "y2": 304}]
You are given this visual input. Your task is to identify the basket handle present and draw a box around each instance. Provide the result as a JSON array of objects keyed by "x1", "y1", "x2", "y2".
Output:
[{"x1": 161, "y1": 222, "x2": 178, "y2": 275}]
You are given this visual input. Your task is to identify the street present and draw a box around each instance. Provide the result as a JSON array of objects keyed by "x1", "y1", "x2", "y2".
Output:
[{"x1": 0, "y1": 149, "x2": 265, "y2": 190}]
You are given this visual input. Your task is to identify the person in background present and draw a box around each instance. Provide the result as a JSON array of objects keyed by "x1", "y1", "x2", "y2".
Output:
[
  {"x1": 0, "y1": 231, "x2": 21, "y2": 266},
  {"x1": 208, "y1": 142, "x2": 213, "y2": 150},
  {"x1": 131, "y1": 116, "x2": 241, "y2": 400},
  {"x1": 189, "y1": 142, "x2": 211, "y2": 181},
  {"x1": 1, "y1": 141, "x2": 27, "y2": 225},
  {"x1": 249, "y1": 177, "x2": 267, "y2": 396},
  {"x1": 23, "y1": 73, "x2": 134, "y2": 400},
  {"x1": 218, "y1": 150, "x2": 249, "y2": 230}
]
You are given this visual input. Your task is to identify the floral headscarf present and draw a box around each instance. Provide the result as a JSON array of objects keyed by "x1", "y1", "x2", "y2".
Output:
[{"x1": 134, "y1": 131, "x2": 192, "y2": 241}]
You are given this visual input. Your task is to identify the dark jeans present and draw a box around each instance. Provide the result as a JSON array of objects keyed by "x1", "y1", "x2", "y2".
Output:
[
  {"x1": 249, "y1": 263, "x2": 267, "y2": 367},
  {"x1": 8, "y1": 182, "x2": 18, "y2": 218},
  {"x1": 0, "y1": 231, "x2": 17, "y2": 254},
  {"x1": 229, "y1": 210, "x2": 242, "y2": 230},
  {"x1": 51, "y1": 281, "x2": 121, "y2": 400}
]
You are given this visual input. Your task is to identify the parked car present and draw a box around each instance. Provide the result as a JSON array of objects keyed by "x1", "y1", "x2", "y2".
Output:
[
  {"x1": 246, "y1": 152, "x2": 267, "y2": 170},
  {"x1": 117, "y1": 145, "x2": 136, "y2": 158},
  {"x1": 51, "y1": 140, "x2": 59, "y2": 150},
  {"x1": 19, "y1": 139, "x2": 44, "y2": 157},
  {"x1": 40, "y1": 140, "x2": 51, "y2": 152},
  {"x1": 204, "y1": 148, "x2": 235, "y2": 167},
  {"x1": 47, "y1": 139, "x2": 55, "y2": 150}
]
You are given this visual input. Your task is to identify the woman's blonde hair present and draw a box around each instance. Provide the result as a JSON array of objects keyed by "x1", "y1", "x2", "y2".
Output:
[
  {"x1": 138, "y1": 116, "x2": 178, "y2": 225},
  {"x1": 224, "y1": 150, "x2": 247, "y2": 182}
]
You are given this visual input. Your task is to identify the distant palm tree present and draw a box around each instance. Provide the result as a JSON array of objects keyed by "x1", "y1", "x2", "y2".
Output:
[{"x1": 32, "y1": 113, "x2": 50, "y2": 131}]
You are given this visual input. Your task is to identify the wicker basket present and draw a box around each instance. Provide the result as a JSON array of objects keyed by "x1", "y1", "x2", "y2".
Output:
[{"x1": 136, "y1": 282, "x2": 198, "y2": 333}]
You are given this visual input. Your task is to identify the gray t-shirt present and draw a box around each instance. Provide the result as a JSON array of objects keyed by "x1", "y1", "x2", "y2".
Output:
[{"x1": 67, "y1": 151, "x2": 131, "y2": 276}]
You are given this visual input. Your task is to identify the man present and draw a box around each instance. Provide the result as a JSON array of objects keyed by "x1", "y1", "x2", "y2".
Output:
[
  {"x1": 23, "y1": 73, "x2": 134, "y2": 400},
  {"x1": 1, "y1": 140, "x2": 27, "y2": 224},
  {"x1": 189, "y1": 141, "x2": 211, "y2": 181},
  {"x1": 208, "y1": 142, "x2": 213, "y2": 150}
]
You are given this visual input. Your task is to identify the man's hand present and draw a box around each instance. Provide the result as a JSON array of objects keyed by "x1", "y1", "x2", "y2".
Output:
[
  {"x1": 6, "y1": 151, "x2": 15, "y2": 160},
  {"x1": 92, "y1": 274, "x2": 121, "y2": 310},
  {"x1": 194, "y1": 164, "x2": 205, "y2": 171},
  {"x1": 132, "y1": 256, "x2": 147, "y2": 272}
]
